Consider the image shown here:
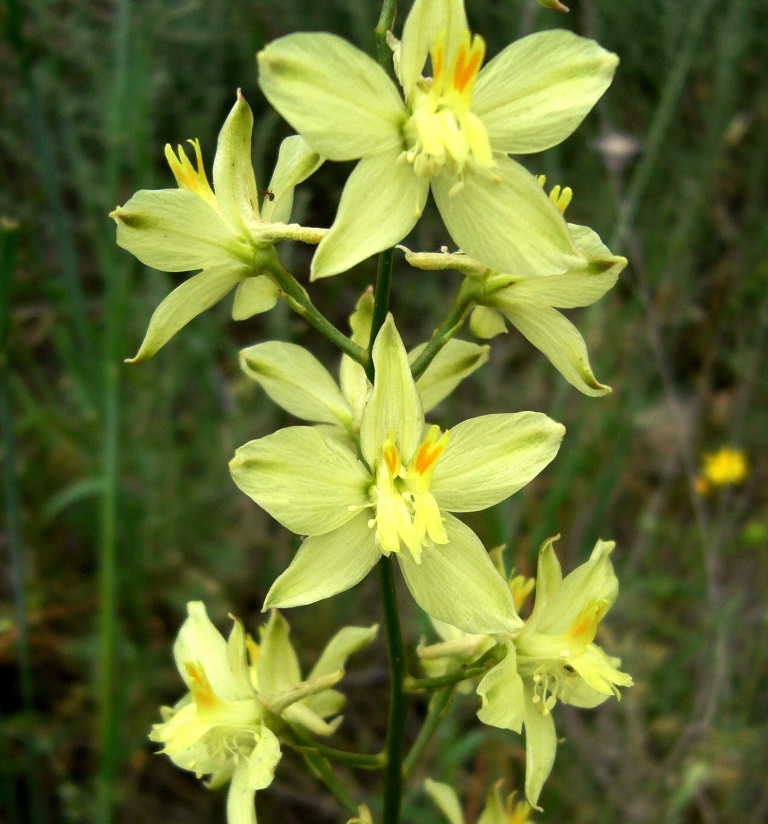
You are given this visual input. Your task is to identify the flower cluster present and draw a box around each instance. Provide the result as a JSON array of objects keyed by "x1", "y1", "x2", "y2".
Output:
[
  {"x1": 111, "y1": 0, "x2": 634, "y2": 819},
  {"x1": 418, "y1": 537, "x2": 633, "y2": 807},
  {"x1": 152, "y1": 602, "x2": 376, "y2": 824}
]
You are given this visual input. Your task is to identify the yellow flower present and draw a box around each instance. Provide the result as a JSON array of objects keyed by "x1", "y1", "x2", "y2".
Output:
[{"x1": 697, "y1": 447, "x2": 748, "y2": 491}]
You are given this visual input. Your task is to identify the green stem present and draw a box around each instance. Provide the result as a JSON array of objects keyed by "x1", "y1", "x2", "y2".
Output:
[
  {"x1": 404, "y1": 665, "x2": 489, "y2": 694},
  {"x1": 266, "y1": 252, "x2": 367, "y2": 364},
  {"x1": 288, "y1": 725, "x2": 384, "y2": 770},
  {"x1": 410, "y1": 278, "x2": 482, "y2": 380},
  {"x1": 377, "y1": 556, "x2": 409, "y2": 824},
  {"x1": 371, "y1": 4, "x2": 409, "y2": 821},
  {"x1": 292, "y1": 742, "x2": 384, "y2": 770},
  {"x1": 1, "y1": 219, "x2": 45, "y2": 824},
  {"x1": 375, "y1": 0, "x2": 399, "y2": 72},
  {"x1": 366, "y1": 248, "x2": 394, "y2": 381},
  {"x1": 402, "y1": 688, "x2": 456, "y2": 780},
  {"x1": 300, "y1": 752, "x2": 360, "y2": 817}
]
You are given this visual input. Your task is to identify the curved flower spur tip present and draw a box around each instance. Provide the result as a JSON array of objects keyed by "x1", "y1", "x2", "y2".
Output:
[
  {"x1": 398, "y1": 244, "x2": 490, "y2": 278},
  {"x1": 538, "y1": 0, "x2": 570, "y2": 10}
]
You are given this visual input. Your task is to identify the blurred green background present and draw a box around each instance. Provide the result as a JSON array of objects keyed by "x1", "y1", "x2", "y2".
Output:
[{"x1": 2, "y1": 0, "x2": 767, "y2": 822}]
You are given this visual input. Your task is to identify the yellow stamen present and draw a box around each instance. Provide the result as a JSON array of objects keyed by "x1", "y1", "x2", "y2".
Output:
[
  {"x1": 164, "y1": 139, "x2": 218, "y2": 210},
  {"x1": 700, "y1": 446, "x2": 748, "y2": 488}
]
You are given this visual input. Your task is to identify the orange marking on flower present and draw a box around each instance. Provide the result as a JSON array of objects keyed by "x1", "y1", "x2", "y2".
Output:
[
  {"x1": 415, "y1": 441, "x2": 445, "y2": 476},
  {"x1": 383, "y1": 444, "x2": 399, "y2": 476},
  {"x1": 186, "y1": 662, "x2": 217, "y2": 708},
  {"x1": 453, "y1": 39, "x2": 483, "y2": 94},
  {"x1": 566, "y1": 601, "x2": 606, "y2": 643},
  {"x1": 431, "y1": 42, "x2": 444, "y2": 84}
]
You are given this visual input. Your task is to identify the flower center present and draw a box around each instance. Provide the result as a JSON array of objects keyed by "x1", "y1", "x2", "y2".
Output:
[
  {"x1": 530, "y1": 661, "x2": 580, "y2": 715},
  {"x1": 368, "y1": 425, "x2": 450, "y2": 561},
  {"x1": 402, "y1": 30, "x2": 495, "y2": 181}
]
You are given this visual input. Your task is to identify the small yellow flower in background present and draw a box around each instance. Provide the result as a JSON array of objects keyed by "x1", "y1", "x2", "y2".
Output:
[{"x1": 696, "y1": 446, "x2": 748, "y2": 493}]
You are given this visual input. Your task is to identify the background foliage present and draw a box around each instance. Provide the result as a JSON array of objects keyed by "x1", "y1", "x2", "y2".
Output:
[{"x1": 2, "y1": 0, "x2": 767, "y2": 822}]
